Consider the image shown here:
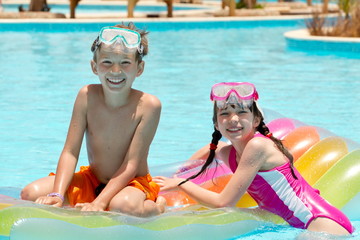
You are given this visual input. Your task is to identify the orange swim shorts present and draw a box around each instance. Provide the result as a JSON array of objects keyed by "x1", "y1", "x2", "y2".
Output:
[{"x1": 49, "y1": 166, "x2": 160, "y2": 206}]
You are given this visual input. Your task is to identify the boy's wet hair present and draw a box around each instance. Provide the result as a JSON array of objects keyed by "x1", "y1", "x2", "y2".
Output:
[{"x1": 91, "y1": 22, "x2": 149, "y2": 62}]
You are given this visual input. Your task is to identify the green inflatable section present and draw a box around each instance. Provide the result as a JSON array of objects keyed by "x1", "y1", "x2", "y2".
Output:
[
  {"x1": 0, "y1": 203, "x2": 283, "y2": 237},
  {"x1": 314, "y1": 149, "x2": 360, "y2": 209},
  {"x1": 10, "y1": 218, "x2": 262, "y2": 240}
]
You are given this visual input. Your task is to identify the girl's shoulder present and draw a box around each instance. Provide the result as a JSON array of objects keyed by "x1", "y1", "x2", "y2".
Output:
[
  {"x1": 247, "y1": 135, "x2": 287, "y2": 169},
  {"x1": 245, "y1": 135, "x2": 276, "y2": 156},
  {"x1": 250, "y1": 133, "x2": 274, "y2": 145}
]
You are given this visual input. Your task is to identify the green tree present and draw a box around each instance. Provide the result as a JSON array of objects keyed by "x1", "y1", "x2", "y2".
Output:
[{"x1": 339, "y1": 0, "x2": 357, "y2": 18}]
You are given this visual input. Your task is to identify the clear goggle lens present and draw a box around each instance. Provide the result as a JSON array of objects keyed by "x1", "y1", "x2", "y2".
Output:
[{"x1": 210, "y1": 82, "x2": 259, "y2": 109}]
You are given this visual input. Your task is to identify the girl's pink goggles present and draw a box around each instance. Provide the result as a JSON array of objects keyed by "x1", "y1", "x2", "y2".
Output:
[{"x1": 210, "y1": 82, "x2": 259, "y2": 102}]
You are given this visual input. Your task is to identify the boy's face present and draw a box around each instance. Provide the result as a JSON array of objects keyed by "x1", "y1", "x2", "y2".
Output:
[{"x1": 91, "y1": 44, "x2": 144, "y2": 92}]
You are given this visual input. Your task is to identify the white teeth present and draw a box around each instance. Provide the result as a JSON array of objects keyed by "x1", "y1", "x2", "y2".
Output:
[
  {"x1": 228, "y1": 128, "x2": 242, "y2": 132},
  {"x1": 107, "y1": 78, "x2": 124, "y2": 83}
]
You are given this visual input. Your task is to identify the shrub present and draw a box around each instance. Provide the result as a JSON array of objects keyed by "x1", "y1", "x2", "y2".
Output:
[{"x1": 306, "y1": 4, "x2": 360, "y2": 37}]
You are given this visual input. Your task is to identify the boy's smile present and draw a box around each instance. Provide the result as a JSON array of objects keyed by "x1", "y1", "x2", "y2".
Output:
[{"x1": 106, "y1": 76, "x2": 126, "y2": 86}]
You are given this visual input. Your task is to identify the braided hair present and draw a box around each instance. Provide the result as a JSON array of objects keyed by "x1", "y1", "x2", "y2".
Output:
[
  {"x1": 178, "y1": 102, "x2": 297, "y2": 186},
  {"x1": 178, "y1": 127, "x2": 222, "y2": 186}
]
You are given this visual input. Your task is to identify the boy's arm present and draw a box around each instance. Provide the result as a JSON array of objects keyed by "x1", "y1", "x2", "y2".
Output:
[
  {"x1": 81, "y1": 94, "x2": 161, "y2": 211},
  {"x1": 36, "y1": 86, "x2": 88, "y2": 206}
]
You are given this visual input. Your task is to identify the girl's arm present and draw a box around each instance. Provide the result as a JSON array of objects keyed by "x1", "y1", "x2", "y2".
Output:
[
  {"x1": 155, "y1": 138, "x2": 267, "y2": 208},
  {"x1": 36, "y1": 86, "x2": 88, "y2": 206}
]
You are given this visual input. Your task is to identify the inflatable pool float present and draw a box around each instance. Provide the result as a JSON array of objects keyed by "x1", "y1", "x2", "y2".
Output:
[
  {"x1": 0, "y1": 194, "x2": 282, "y2": 240},
  {"x1": 1, "y1": 109, "x2": 359, "y2": 239}
]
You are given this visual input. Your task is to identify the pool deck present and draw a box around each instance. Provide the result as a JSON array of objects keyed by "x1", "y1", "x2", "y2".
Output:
[
  {"x1": 0, "y1": 0, "x2": 338, "y2": 21},
  {"x1": 1, "y1": 0, "x2": 356, "y2": 50}
]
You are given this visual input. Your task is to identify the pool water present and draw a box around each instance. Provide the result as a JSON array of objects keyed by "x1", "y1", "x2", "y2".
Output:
[
  {"x1": 0, "y1": 20, "x2": 359, "y2": 239},
  {"x1": 1, "y1": 20, "x2": 360, "y2": 185}
]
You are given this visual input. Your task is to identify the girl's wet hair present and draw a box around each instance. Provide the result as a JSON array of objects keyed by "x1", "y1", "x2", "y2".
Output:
[{"x1": 179, "y1": 102, "x2": 297, "y2": 186}]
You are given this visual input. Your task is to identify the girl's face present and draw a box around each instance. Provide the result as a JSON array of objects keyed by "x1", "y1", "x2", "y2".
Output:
[{"x1": 215, "y1": 104, "x2": 260, "y2": 142}]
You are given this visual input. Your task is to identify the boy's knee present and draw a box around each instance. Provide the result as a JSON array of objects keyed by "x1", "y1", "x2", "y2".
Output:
[
  {"x1": 20, "y1": 184, "x2": 38, "y2": 201},
  {"x1": 20, "y1": 186, "x2": 31, "y2": 200},
  {"x1": 109, "y1": 197, "x2": 143, "y2": 216}
]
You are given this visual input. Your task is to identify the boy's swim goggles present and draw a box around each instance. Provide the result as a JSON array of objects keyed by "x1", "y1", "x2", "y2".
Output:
[
  {"x1": 91, "y1": 27, "x2": 143, "y2": 56},
  {"x1": 210, "y1": 82, "x2": 259, "y2": 109}
]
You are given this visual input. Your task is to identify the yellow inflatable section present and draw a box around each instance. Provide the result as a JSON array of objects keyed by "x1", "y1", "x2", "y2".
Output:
[
  {"x1": 314, "y1": 149, "x2": 360, "y2": 209},
  {"x1": 294, "y1": 136, "x2": 348, "y2": 185}
]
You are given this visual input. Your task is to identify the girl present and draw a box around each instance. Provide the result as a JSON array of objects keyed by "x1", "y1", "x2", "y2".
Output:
[{"x1": 154, "y1": 82, "x2": 353, "y2": 235}]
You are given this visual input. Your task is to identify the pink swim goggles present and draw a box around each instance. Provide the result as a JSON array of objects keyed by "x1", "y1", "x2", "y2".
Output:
[{"x1": 210, "y1": 82, "x2": 259, "y2": 109}]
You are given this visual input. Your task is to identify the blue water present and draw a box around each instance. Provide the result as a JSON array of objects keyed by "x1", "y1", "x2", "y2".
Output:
[
  {"x1": 0, "y1": 20, "x2": 359, "y2": 239},
  {"x1": 2, "y1": 3, "x2": 207, "y2": 14}
]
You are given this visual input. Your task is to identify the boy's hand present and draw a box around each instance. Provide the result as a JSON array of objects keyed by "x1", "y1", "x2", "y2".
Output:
[
  {"x1": 35, "y1": 196, "x2": 63, "y2": 207},
  {"x1": 75, "y1": 202, "x2": 105, "y2": 212},
  {"x1": 152, "y1": 176, "x2": 185, "y2": 191}
]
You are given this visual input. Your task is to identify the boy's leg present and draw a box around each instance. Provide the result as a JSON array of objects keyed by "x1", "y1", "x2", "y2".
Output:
[
  {"x1": 21, "y1": 176, "x2": 60, "y2": 202},
  {"x1": 109, "y1": 186, "x2": 165, "y2": 217}
]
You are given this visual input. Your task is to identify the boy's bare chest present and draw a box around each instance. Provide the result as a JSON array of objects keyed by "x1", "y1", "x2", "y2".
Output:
[{"x1": 87, "y1": 106, "x2": 141, "y2": 144}]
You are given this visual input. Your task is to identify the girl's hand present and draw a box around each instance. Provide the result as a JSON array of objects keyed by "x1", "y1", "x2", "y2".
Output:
[
  {"x1": 153, "y1": 176, "x2": 185, "y2": 191},
  {"x1": 35, "y1": 196, "x2": 63, "y2": 207}
]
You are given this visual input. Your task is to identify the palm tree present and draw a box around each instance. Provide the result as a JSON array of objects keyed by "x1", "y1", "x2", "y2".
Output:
[{"x1": 338, "y1": 0, "x2": 357, "y2": 18}]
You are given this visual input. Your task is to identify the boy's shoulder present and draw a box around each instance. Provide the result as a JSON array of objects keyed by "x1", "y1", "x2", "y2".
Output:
[
  {"x1": 77, "y1": 84, "x2": 101, "y2": 95},
  {"x1": 81, "y1": 84, "x2": 101, "y2": 91},
  {"x1": 133, "y1": 89, "x2": 161, "y2": 109},
  {"x1": 77, "y1": 84, "x2": 104, "y2": 100}
]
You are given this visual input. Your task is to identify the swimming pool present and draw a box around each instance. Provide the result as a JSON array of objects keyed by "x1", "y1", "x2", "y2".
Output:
[{"x1": 0, "y1": 19, "x2": 359, "y2": 239}]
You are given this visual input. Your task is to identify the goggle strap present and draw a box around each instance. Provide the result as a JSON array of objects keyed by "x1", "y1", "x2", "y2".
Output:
[{"x1": 138, "y1": 44, "x2": 144, "y2": 56}]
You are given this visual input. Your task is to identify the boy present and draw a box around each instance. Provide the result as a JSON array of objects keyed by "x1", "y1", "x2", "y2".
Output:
[{"x1": 21, "y1": 22, "x2": 166, "y2": 217}]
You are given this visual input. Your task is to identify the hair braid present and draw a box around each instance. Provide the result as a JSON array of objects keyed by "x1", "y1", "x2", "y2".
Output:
[
  {"x1": 178, "y1": 128, "x2": 222, "y2": 186},
  {"x1": 256, "y1": 119, "x2": 297, "y2": 179}
]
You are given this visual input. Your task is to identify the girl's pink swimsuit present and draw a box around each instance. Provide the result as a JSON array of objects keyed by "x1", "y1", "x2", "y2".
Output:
[{"x1": 228, "y1": 134, "x2": 354, "y2": 233}]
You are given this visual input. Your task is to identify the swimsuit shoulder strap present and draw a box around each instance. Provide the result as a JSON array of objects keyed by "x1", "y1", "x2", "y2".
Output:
[{"x1": 229, "y1": 146, "x2": 237, "y2": 173}]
